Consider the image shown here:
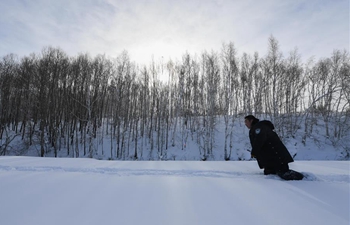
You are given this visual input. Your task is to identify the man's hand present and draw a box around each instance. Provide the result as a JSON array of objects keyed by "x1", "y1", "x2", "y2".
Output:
[{"x1": 247, "y1": 149, "x2": 255, "y2": 158}]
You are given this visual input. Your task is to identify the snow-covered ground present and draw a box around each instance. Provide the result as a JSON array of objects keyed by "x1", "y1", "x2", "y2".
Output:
[{"x1": 0, "y1": 156, "x2": 349, "y2": 225}]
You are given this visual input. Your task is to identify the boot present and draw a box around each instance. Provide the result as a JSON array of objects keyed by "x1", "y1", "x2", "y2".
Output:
[{"x1": 277, "y1": 170, "x2": 304, "y2": 180}]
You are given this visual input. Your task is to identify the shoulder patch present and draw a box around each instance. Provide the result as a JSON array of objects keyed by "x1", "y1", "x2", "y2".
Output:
[{"x1": 255, "y1": 128, "x2": 261, "y2": 134}]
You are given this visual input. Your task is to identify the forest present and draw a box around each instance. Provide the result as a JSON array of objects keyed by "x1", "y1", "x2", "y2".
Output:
[{"x1": 0, "y1": 36, "x2": 349, "y2": 160}]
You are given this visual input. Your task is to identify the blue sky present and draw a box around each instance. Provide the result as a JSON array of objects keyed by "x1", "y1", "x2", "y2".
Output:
[{"x1": 0, "y1": 0, "x2": 349, "y2": 64}]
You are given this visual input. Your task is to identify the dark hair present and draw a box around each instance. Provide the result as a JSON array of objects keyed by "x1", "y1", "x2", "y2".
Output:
[
  {"x1": 244, "y1": 115, "x2": 256, "y2": 120},
  {"x1": 244, "y1": 115, "x2": 259, "y2": 126}
]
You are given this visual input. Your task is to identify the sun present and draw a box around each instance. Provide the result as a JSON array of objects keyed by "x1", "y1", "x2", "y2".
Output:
[{"x1": 130, "y1": 39, "x2": 186, "y2": 65}]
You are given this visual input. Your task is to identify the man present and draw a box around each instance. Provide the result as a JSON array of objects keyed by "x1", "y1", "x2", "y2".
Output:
[{"x1": 244, "y1": 115, "x2": 304, "y2": 180}]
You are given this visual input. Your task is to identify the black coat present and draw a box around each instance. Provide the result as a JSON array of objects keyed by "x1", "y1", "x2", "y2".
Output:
[{"x1": 249, "y1": 121, "x2": 294, "y2": 170}]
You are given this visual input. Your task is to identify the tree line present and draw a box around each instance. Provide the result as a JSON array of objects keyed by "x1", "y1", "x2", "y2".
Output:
[{"x1": 0, "y1": 36, "x2": 349, "y2": 159}]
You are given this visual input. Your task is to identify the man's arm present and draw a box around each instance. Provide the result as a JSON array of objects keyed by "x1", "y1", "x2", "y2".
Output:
[{"x1": 250, "y1": 125, "x2": 268, "y2": 158}]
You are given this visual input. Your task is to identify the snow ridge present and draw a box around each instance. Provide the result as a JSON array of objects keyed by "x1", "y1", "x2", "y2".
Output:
[{"x1": 1, "y1": 164, "x2": 348, "y2": 183}]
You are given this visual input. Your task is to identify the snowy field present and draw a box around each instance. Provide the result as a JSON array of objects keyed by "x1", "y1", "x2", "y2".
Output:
[{"x1": 0, "y1": 156, "x2": 349, "y2": 225}]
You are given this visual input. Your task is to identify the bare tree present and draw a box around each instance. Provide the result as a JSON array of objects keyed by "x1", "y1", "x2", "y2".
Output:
[
  {"x1": 260, "y1": 36, "x2": 285, "y2": 129},
  {"x1": 282, "y1": 48, "x2": 306, "y2": 138},
  {"x1": 200, "y1": 51, "x2": 220, "y2": 160},
  {"x1": 221, "y1": 42, "x2": 239, "y2": 160}
]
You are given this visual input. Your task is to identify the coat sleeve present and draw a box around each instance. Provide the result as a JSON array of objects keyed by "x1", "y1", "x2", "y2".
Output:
[{"x1": 250, "y1": 125, "x2": 268, "y2": 158}]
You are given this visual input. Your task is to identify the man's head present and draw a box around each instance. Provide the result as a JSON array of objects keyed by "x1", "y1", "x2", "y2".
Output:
[{"x1": 244, "y1": 115, "x2": 259, "y2": 129}]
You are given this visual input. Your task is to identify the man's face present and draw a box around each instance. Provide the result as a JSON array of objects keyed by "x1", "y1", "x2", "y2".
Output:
[{"x1": 244, "y1": 119, "x2": 252, "y2": 129}]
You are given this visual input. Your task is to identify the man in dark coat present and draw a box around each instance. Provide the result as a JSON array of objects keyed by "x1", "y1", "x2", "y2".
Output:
[{"x1": 244, "y1": 115, "x2": 304, "y2": 180}]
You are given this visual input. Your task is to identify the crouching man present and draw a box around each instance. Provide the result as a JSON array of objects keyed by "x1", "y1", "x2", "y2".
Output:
[{"x1": 244, "y1": 115, "x2": 304, "y2": 180}]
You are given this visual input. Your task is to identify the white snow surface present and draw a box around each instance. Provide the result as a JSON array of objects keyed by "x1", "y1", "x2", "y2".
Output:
[{"x1": 0, "y1": 156, "x2": 349, "y2": 225}]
